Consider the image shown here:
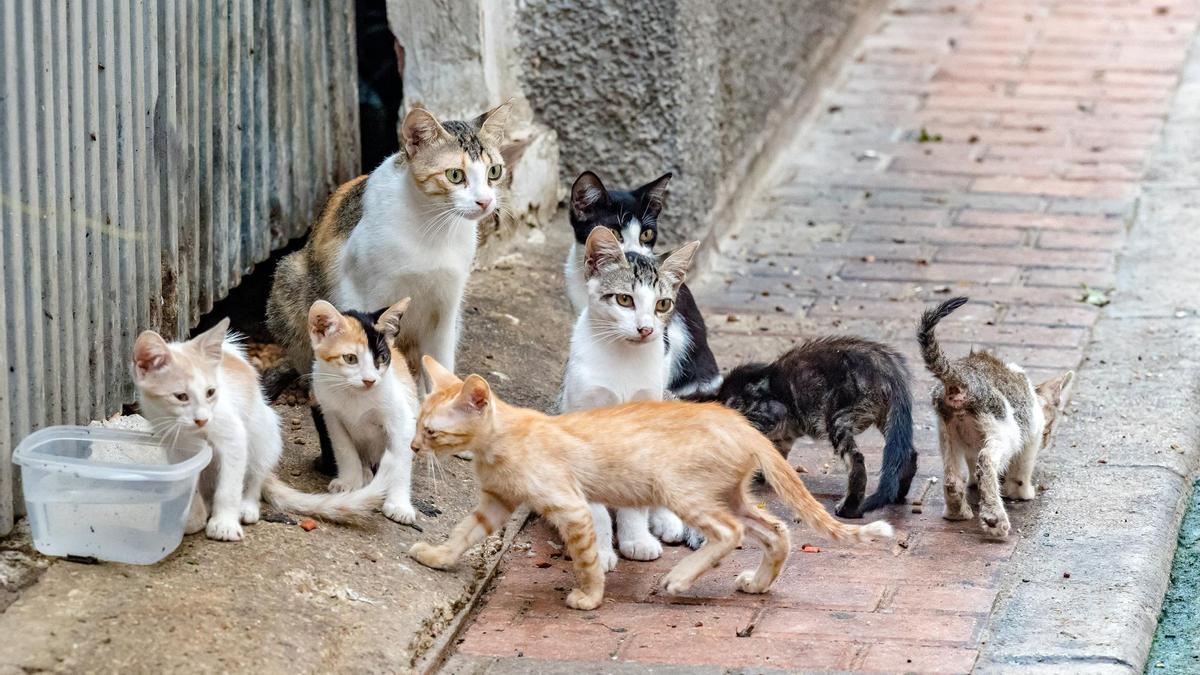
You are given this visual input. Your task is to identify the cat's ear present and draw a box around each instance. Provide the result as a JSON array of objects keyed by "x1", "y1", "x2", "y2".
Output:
[
  {"x1": 308, "y1": 300, "x2": 343, "y2": 343},
  {"x1": 659, "y1": 240, "x2": 700, "y2": 289},
  {"x1": 374, "y1": 297, "x2": 410, "y2": 341},
  {"x1": 570, "y1": 172, "x2": 610, "y2": 220},
  {"x1": 456, "y1": 374, "x2": 492, "y2": 414},
  {"x1": 635, "y1": 172, "x2": 672, "y2": 220},
  {"x1": 584, "y1": 226, "x2": 626, "y2": 278},
  {"x1": 191, "y1": 318, "x2": 229, "y2": 364},
  {"x1": 133, "y1": 331, "x2": 172, "y2": 377},
  {"x1": 474, "y1": 100, "x2": 512, "y2": 147},
  {"x1": 401, "y1": 107, "x2": 448, "y2": 157},
  {"x1": 422, "y1": 355, "x2": 462, "y2": 390},
  {"x1": 1036, "y1": 370, "x2": 1074, "y2": 409}
]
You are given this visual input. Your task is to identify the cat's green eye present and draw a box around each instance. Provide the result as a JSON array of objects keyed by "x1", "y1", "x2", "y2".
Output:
[
  {"x1": 445, "y1": 168, "x2": 465, "y2": 184},
  {"x1": 640, "y1": 229, "x2": 654, "y2": 244},
  {"x1": 655, "y1": 298, "x2": 674, "y2": 313},
  {"x1": 174, "y1": 392, "x2": 189, "y2": 403},
  {"x1": 343, "y1": 354, "x2": 358, "y2": 365},
  {"x1": 487, "y1": 164, "x2": 503, "y2": 180},
  {"x1": 615, "y1": 294, "x2": 634, "y2": 308},
  {"x1": 206, "y1": 387, "x2": 216, "y2": 398}
]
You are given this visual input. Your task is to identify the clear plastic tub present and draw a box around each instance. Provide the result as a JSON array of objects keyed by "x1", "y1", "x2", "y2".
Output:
[{"x1": 12, "y1": 426, "x2": 212, "y2": 564}]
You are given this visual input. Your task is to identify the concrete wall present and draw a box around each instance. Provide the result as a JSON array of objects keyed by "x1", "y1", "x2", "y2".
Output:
[{"x1": 516, "y1": 0, "x2": 877, "y2": 244}]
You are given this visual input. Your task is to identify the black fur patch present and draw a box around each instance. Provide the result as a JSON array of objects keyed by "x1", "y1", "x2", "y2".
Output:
[
  {"x1": 342, "y1": 308, "x2": 392, "y2": 370},
  {"x1": 440, "y1": 119, "x2": 484, "y2": 160}
]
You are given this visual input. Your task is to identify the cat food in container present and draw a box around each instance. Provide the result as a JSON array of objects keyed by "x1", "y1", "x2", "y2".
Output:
[{"x1": 12, "y1": 426, "x2": 211, "y2": 564}]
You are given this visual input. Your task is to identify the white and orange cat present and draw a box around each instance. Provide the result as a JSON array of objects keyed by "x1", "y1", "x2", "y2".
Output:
[
  {"x1": 133, "y1": 320, "x2": 383, "y2": 541},
  {"x1": 408, "y1": 356, "x2": 893, "y2": 610}
]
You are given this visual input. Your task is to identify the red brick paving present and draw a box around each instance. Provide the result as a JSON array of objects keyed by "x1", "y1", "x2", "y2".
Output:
[{"x1": 452, "y1": 0, "x2": 1198, "y2": 671}]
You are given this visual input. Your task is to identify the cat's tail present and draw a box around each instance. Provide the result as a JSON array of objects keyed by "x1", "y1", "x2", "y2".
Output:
[
  {"x1": 262, "y1": 364, "x2": 301, "y2": 401},
  {"x1": 918, "y1": 296, "x2": 969, "y2": 379},
  {"x1": 262, "y1": 469, "x2": 388, "y2": 525},
  {"x1": 754, "y1": 436, "x2": 894, "y2": 542},
  {"x1": 858, "y1": 377, "x2": 916, "y2": 513}
]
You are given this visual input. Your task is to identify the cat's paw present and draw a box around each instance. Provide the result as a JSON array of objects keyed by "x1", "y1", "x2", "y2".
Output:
[
  {"x1": 619, "y1": 534, "x2": 663, "y2": 561},
  {"x1": 648, "y1": 510, "x2": 686, "y2": 544},
  {"x1": 239, "y1": 500, "x2": 261, "y2": 525},
  {"x1": 565, "y1": 588, "x2": 602, "y2": 611},
  {"x1": 979, "y1": 509, "x2": 1011, "y2": 540},
  {"x1": 328, "y1": 474, "x2": 363, "y2": 493},
  {"x1": 409, "y1": 542, "x2": 454, "y2": 570},
  {"x1": 942, "y1": 503, "x2": 975, "y2": 521},
  {"x1": 383, "y1": 500, "x2": 417, "y2": 525},
  {"x1": 598, "y1": 547, "x2": 619, "y2": 573},
  {"x1": 735, "y1": 569, "x2": 770, "y2": 594},
  {"x1": 206, "y1": 517, "x2": 244, "y2": 542},
  {"x1": 683, "y1": 527, "x2": 706, "y2": 551},
  {"x1": 834, "y1": 499, "x2": 864, "y2": 519},
  {"x1": 185, "y1": 510, "x2": 208, "y2": 535},
  {"x1": 1002, "y1": 479, "x2": 1036, "y2": 501},
  {"x1": 659, "y1": 570, "x2": 692, "y2": 595}
]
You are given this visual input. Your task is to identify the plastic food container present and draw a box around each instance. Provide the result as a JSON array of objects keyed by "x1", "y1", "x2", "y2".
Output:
[{"x1": 12, "y1": 426, "x2": 211, "y2": 564}]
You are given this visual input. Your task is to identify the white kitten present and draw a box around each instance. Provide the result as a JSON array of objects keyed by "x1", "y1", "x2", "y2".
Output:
[{"x1": 560, "y1": 228, "x2": 699, "y2": 570}]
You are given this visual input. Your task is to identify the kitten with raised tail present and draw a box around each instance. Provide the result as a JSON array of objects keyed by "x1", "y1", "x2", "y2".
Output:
[
  {"x1": 918, "y1": 297, "x2": 1074, "y2": 539},
  {"x1": 560, "y1": 227, "x2": 700, "y2": 568},
  {"x1": 133, "y1": 320, "x2": 379, "y2": 542},
  {"x1": 408, "y1": 356, "x2": 893, "y2": 610},
  {"x1": 302, "y1": 298, "x2": 420, "y2": 524},
  {"x1": 701, "y1": 336, "x2": 918, "y2": 519},
  {"x1": 566, "y1": 171, "x2": 721, "y2": 399},
  {"x1": 267, "y1": 102, "x2": 511, "y2": 474}
]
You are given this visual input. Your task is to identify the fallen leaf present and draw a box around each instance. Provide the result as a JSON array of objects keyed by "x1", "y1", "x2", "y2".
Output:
[
  {"x1": 299, "y1": 519, "x2": 317, "y2": 532},
  {"x1": 1080, "y1": 284, "x2": 1112, "y2": 307}
]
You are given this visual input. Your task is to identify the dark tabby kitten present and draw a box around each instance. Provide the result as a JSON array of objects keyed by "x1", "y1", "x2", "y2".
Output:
[
  {"x1": 698, "y1": 337, "x2": 918, "y2": 519},
  {"x1": 565, "y1": 171, "x2": 722, "y2": 398}
]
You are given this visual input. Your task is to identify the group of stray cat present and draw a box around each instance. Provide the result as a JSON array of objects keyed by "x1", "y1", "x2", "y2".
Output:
[{"x1": 130, "y1": 103, "x2": 1074, "y2": 610}]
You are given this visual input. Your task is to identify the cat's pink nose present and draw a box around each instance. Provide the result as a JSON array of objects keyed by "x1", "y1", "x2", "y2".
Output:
[
  {"x1": 193, "y1": 418, "x2": 208, "y2": 428},
  {"x1": 362, "y1": 379, "x2": 376, "y2": 389},
  {"x1": 410, "y1": 442, "x2": 420, "y2": 453},
  {"x1": 475, "y1": 197, "x2": 492, "y2": 211},
  {"x1": 637, "y1": 326, "x2": 654, "y2": 338}
]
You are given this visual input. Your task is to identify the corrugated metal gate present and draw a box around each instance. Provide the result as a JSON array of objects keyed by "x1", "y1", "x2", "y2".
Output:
[{"x1": 0, "y1": 0, "x2": 361, "y2": 535}]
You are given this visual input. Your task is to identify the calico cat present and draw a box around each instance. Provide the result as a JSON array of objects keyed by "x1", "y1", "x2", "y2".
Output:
[
  {"x1": 566, "y1": 171, "x2": 721, "y2": 398},
  {"x1": 702, "y1": 337, "x2": 918, "y2": 519},
  {"x1": 266, "y1": 103, "x2": 511, "y2": 473},
  {"x1": 306, "y1": 298, "x2": 420, "y2": 524},
  {"x1": 408, "y1": 356, "x2": 893, "y2": 610},
  {"x1": 919, "y1": 297, "x2": 1074, "y2": 539},
  {"x1": 133, "y1": 320, "x2": 378, "y2": 542},
  {"x1": 560, "y1": 227, "x2": 701, "y2": 567}
]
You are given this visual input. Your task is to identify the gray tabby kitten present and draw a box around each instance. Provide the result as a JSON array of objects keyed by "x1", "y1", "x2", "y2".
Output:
[{"x1": 919, "y1": 297, "x2": 1074, "y2": 539}]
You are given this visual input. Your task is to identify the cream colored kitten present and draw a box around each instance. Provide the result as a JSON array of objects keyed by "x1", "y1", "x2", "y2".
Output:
[{"x1": 408, "y1": 356, "x2": 892, "y2": 610}]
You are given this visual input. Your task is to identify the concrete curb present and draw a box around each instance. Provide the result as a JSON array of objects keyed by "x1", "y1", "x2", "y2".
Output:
[{"x1": 976, "y1": 27, "x2": 1200, "y2": 674}]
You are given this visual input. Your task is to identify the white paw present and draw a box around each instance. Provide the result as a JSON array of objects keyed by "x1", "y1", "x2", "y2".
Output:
[
  {"x1": 383, "y1": 500, "x2": 417, "y2": 525},
  {"x1": 328, "y1": 475, "x2": 362, "y2": 493},
  {"x1": 735, "y1": 569, "x2": 769, "y2": 594},
  {"x1": 979, "y1": 509, "x2": 1011, "y2": 539},
  {"x1": 683, "y1": 527, "x2": 706, "y2": 551},
  {"x1": 598, "y1": 547, "x2": 619, "y2": 572},
  {"x1": 660, "y1": 571, "x2": 691, "y2": 595},
  {"x1": 1003, "y1": 479, "x2": 1036, "y2": 501},
  {"x1": 206, "y1": 517, "x2": 244, "y2": 542},
  {"x1": 648, "y1": 510, "x2": 686, "y2": 544},
  {"x1": 239, "y1": 501, "x2": 261, "y2": 525},
  {"x1": 619, "y1": 535, "x2": 663, "y2": 561}
]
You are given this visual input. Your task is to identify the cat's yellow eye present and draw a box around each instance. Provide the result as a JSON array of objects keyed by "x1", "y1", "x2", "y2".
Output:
[
  {"x1": 445, "y1": 168, "x2": 465, "y2": 184},
  {"x1": 615, "y1": 294, "x2": 634, "y2": 308},
  {"x1": 206, "y1": 387, "x2": 216, "y2": 398},
  {"x1": 174, "y1": 392, "x2": 189, "y2": 403},
  {"x1": 656, "y1": 298, "x2": 674, "y2": 313},
  {"x1": 640, "y1": 229, "x2": 654, "y2": 244},
  {"x1": 343, "y1": 354, "x2": 358, "y2": 365},
  {"x1": 487, "y1": 164, "x2": 503, "y2": 180}
]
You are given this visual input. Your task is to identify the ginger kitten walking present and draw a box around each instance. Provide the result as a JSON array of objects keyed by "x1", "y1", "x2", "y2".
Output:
[{"x1": 408, "y1": 357, "x2": 892, "y2": 610}]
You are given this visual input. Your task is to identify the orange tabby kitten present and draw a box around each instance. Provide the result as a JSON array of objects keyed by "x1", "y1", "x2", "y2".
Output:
[{"x1": 407, "y1": 356, "x2": 893, "y2": 610}]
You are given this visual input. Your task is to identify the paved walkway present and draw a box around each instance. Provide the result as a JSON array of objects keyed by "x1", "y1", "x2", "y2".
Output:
[{"x1": 447, "y1": 1, "x2": 1200, "y2": 672}]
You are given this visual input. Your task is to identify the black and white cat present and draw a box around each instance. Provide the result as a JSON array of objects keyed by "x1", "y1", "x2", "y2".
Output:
[{"x1": 565, "y1": 171, "x2": 721, "y2": 398}]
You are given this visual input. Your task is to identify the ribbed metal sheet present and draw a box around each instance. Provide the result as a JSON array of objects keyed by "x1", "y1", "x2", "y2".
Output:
[{"x1": 0, "y1": 0, "x2": 361, "y2": 535}]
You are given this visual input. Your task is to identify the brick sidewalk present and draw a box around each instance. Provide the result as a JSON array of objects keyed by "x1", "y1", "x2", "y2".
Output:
[{"x1": 448, "y1": 1, "x2": 1200, "y2": 672}]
